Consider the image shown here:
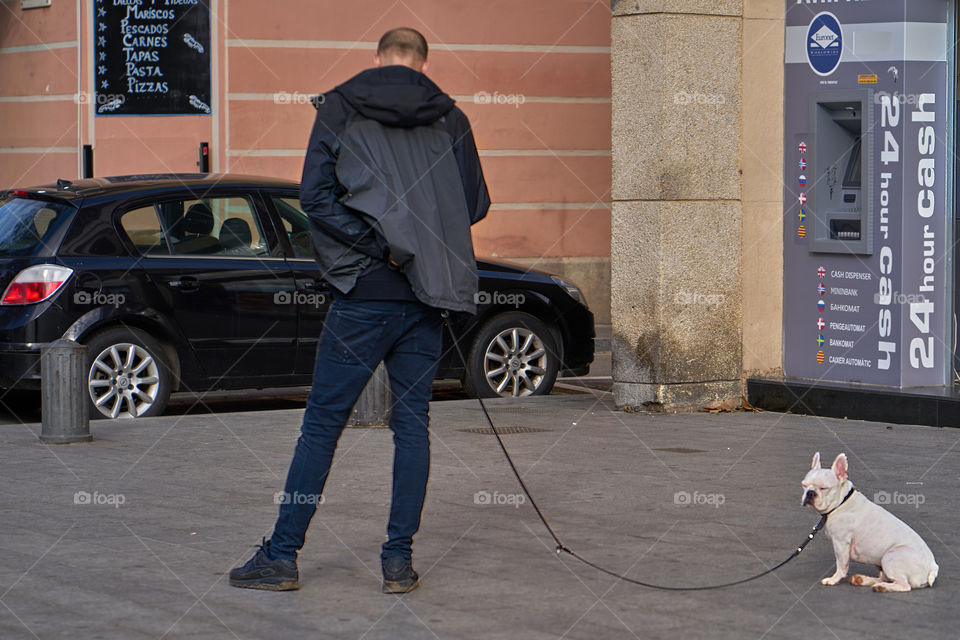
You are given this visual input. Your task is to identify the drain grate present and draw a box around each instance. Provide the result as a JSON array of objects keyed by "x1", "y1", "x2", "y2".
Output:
[
  {"x1": 654, "y1": 447, "x2": 708, "y2": 454},
  {"x1": 459, "y1": 426, "x2": 551, "y2": 435}
]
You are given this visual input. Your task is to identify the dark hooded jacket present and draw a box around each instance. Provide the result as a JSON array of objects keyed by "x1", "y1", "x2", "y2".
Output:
[{"x1": 300, "y1": 66, "x2": 490, "y2": 313}]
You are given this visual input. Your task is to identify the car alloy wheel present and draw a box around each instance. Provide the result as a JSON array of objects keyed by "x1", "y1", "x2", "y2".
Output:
[
  {"x1": 83, "y1": 326, "x2": 172, "y2": 419},
  {"x1": 88, "y1": 343, "x2": 161, "y2": 418},
  {"x1": 484, "y1": 327, "x2": 549, "y2": 397},
  {"x1": 464, "y1": 312, "x2": 560, "y2": 399}
]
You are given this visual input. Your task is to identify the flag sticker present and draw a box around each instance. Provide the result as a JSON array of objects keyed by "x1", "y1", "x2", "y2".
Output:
[
  {"x1": 817, "y1": 317, "x2": 825, "y2": 330},
  {"x1": 799, "y1": 158, "x2": 808, "y2": 171},
  {"x1": 799, "y1": 141, "x2": 807, "y2": 154},
  {"x1": 817, "y1": 350, "x2": 825, "y2": 364},
  {"x1": 798, "y1": 210, "x2": 807, "y2": 223},
  {"x1": 817, "y1": 334, "x2": 825, "y2": 347},
  {"x1": 817, "y1": 282, "x2": 826, "y2": 295},
  {"x1": 798, "y1": 225, "x2": 807, "y2": 238},
  {"x1": 817, "y1": 299, "x2": 825, "y2": 312},
  {"x1": 798, "y1": 193, "x2": 807, "y2": 205},
  {"x1": 817, "y1": 266, "x2": 825, "y2": 278},
  {"x1": 799, "y1": 175, "x2": 807, "y2": 186}
]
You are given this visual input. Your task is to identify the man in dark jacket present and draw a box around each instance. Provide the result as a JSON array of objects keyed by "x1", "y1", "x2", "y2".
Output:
[{"x1": 230, "y1": 27, "x2": 490, "y2": 594}]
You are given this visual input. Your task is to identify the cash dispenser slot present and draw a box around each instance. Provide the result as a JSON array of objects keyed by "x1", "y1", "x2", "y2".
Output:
[{"x1": 809, "y1": 91, "x2": 873, "y2": 254}]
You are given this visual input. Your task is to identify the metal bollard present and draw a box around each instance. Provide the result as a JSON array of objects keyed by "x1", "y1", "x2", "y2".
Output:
[
  {"x1": 40, "y1": 339, "x2": 91, "y2": 444},
  {"x1": 349, "y1": 361, "x2": 391, "y2": 426}
]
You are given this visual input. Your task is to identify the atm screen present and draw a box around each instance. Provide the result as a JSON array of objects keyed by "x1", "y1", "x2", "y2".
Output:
[{"x1": 842, "y1": 137, "x2": 861, "y2": 189}]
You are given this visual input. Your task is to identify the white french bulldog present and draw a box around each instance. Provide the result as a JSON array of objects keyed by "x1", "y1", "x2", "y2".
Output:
[{"x1": 801, "y1": 452, "x2": 938, "y2": 592}]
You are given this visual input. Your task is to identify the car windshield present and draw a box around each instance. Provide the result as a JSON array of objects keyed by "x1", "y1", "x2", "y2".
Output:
[{"x1": 0, "y1": 196, "x2": 71, "y2": 257}]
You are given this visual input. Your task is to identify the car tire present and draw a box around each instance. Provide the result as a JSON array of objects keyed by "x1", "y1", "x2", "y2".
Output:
[
  {"x1": 463, "y1": 312, "x2": 560, "y2": 398},
  {"x1": 82, "y1": 326, "x2": 173, "y2": 419}
]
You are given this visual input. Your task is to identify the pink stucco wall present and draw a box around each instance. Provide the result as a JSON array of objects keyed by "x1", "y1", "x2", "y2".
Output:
[{"x1": 0, "y1": 0, "x2": 611, "y2": 260}]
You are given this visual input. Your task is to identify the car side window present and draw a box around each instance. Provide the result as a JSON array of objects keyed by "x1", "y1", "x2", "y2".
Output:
[
  {"x1": 271, "y1": 196, "x2": 313, "y2": 259},
  {"x1": 164, "y1": 197, "x2": 269, "y2": 257},
  {"x1": 119, "y1": 205, "x2": 170, "y2": 255}
]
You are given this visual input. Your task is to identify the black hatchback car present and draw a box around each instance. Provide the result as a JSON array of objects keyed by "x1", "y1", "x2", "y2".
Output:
[{"x1": 0, "y1": 174, "x2": 594, "y2": 419}]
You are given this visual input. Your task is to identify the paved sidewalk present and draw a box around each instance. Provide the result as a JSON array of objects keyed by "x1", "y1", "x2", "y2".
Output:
[{"x1": 0, "y1": 394, "x2": 957, "y2": 639}]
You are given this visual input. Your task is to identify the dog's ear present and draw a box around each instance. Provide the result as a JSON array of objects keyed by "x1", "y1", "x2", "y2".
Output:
[
  {"x1": 831, "y1": 453, "x2": 848, "y2": 481},
  {"x1": 810, "y1": 452, "x2": 821, "y2": 470}
]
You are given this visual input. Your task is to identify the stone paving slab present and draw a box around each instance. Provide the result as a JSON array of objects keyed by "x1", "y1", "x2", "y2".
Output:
[{"x1": 0, "y1": 394, "x2": 957, "y2": 639}]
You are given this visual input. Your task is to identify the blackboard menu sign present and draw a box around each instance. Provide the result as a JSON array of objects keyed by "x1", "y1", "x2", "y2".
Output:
[{"x1": 94, "y1": 0, "x2": 211, "y2": 116}]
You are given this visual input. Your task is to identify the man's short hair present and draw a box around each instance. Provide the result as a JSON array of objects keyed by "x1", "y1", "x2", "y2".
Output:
[{"x1": 377, "y1": 28, "x2": 428, "y2": 62}]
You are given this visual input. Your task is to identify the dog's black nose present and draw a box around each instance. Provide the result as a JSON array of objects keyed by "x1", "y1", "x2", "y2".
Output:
[{"x1": 802, "y1": 490, "x2": 815, "y2": 507}]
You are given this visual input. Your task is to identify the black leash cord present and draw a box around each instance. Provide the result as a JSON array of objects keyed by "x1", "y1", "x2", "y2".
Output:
[{"x1": 444, "y1": 314, "x2": 826, "y2": 591}]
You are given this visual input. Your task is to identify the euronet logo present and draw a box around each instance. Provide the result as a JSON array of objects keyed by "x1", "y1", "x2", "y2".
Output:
[
  {"x1": 810, "y1": 25, "x2": 839, "y2": 49},
  {"x1": 806, "y1": 12, "x2": 843, "y2": 77}
]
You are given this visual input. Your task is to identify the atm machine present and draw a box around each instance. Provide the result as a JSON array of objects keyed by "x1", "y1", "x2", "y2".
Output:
[
  {"x1": 808, "y1": 93, "x2": 868, "y2": 251},
  {"x1": 779, "y1": 1, "x2": 955, "y2": 399}
]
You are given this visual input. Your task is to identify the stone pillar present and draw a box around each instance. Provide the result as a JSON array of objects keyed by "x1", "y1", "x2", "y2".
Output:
[
  {"x1": 740, "y1": 2, "x2": 784, "y2": 379},
  {"x1": 611, "y1": 1, "x2": 744, "y2": 410}
]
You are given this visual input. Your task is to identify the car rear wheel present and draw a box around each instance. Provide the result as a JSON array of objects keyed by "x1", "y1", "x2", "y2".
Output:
[
  {"x1": 463, "y1": 312, "x2": 560, "y2": 398},
  {"x1": 83, "y1": 327, "x2": 173, "y2": 419}
]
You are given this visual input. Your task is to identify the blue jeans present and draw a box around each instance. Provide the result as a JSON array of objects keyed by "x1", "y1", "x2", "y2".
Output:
[{"x1": 268, "y1": 298, "x2": 443, "y2": 562}]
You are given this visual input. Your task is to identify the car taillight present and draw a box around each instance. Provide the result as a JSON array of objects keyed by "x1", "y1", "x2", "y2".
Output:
[{"x1": 1, "y1": 264, "x2": 73, "y2": 305}]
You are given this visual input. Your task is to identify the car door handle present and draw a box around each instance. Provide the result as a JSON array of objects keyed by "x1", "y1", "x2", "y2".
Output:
[
  {"x1": 168, "y1": 276, "x2": 200, "y2": 292},
  {"x1": 297, "y1": 280, "x2": 318, "y2": 291}
]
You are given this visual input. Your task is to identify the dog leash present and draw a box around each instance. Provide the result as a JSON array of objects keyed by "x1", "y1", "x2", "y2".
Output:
[{"x1": 444, "y1": 314, "x2": 843, "y2": 591}]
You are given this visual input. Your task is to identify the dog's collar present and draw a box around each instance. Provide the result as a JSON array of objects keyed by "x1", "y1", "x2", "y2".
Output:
[
  {"x1": 822, "y1": 487, "x2": 856, "y2": 519},
  {"x1": 798, "y1": 487, "x2": 858, "y2": 559}
]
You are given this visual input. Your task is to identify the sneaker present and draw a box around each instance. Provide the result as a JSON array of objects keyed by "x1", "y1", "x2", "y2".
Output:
[
  {"x1": 382, "y1": 556, "x2": 420, "y2": 594},
  {"x1": 229, "y1": 539, "x2": 299, "y2": 591}
]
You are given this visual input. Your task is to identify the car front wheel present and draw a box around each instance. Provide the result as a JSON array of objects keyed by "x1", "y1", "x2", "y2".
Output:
[
  {"x1": 83, "y1": 327, "x2": 173, "y2": 419},
  {"x1": 463, "y1": 312, "x2": 560, "y2": 398}
]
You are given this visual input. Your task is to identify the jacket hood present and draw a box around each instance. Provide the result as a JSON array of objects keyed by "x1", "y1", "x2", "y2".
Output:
[{"x1": 332, "y1": 66, "x2": 456, "y2": 127}]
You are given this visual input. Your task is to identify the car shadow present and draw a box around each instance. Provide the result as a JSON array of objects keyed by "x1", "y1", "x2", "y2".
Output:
[{"x1": 0, "y1": 379, "x2": 602, "y2": 425}]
